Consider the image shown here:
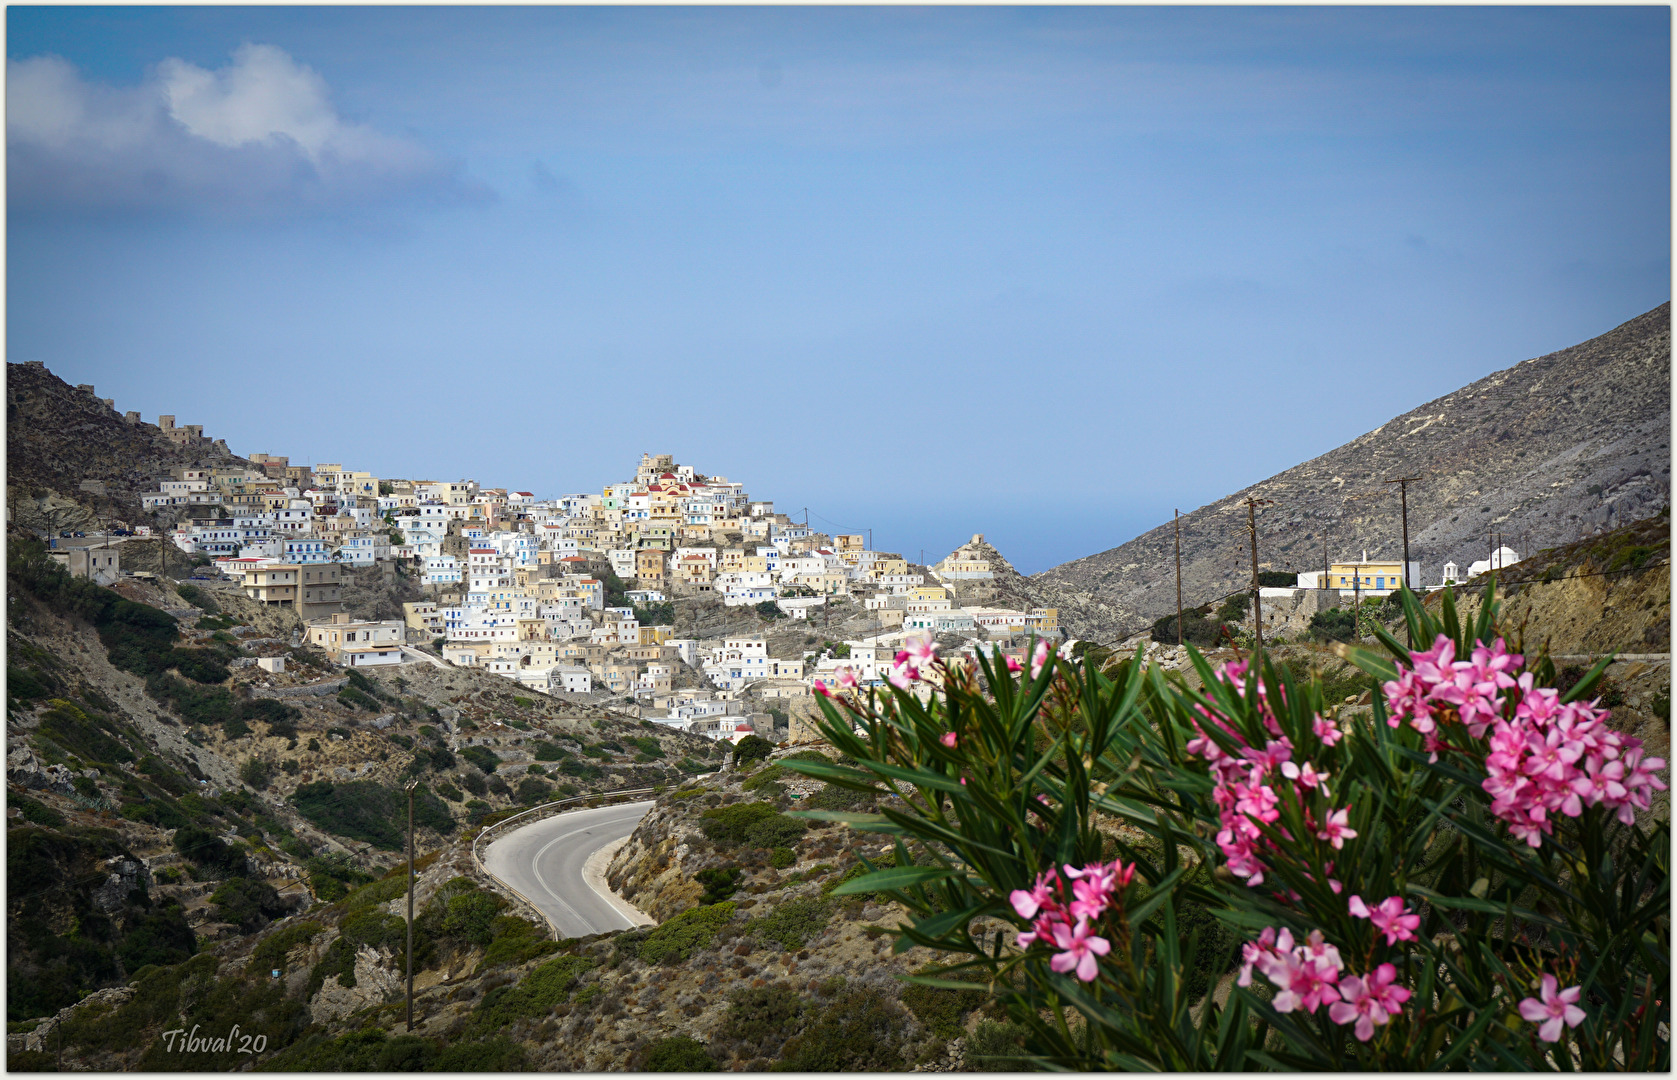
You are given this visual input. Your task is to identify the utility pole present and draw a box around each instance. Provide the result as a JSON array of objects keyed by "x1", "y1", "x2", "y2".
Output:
[
  {"x1": 405, "y1": 781, "x2": 417, "y2": 1032},
  {"x1": 1173, "y1": 510, "x2": 1184, "y2": 647},
  {"x1": 1352, "y1": 550, "x2": 1362, "y2": 638},
  {"x1": 1383, "y1": 476, "x2": 1422, "y2": 645},
  {"x1": 1243, "y1": 498, "x2": 1273, "y2": 658}
]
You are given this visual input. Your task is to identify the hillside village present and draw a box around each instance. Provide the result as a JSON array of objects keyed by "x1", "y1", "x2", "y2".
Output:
[
  {"x1": 47, "y1": 424, "x2": 1066, "y2": 745},
  {"x1": 37, "y1": 377, "x2": 1612, "y2": 742}
]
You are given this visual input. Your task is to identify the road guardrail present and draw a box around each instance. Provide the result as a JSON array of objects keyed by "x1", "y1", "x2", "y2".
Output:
[{"x1": 470, "y1": 786, "x2": 658, "y2": 938}]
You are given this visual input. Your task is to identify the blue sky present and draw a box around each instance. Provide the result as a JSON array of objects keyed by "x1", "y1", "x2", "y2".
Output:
[{"x1": 8, "y1": 6, "x2": 1669, "y2": 573}]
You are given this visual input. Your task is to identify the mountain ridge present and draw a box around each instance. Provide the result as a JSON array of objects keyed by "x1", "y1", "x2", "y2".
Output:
[{"x1": 1027, "y1": 303, "x2": 1672, "y2": 642}]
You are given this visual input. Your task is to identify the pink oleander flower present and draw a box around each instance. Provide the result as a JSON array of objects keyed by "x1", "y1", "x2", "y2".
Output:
[
  {"x1": 939, "y1": 731, "x2": 958, "y2": 749},
  {"x1": 1005, "y1": 654, "x2": 1023, "y2": 673},
  {"x1": 1281, "y1": 760, "x2": 1328, "y2": 789},
  {"x1": 887, "y1": 662, "x2": 915, "y2": 691},
  {"x1": 1329, "y1": 963, "x2": 1410, "y2": 1041},
  {"x1": 1313, "y1": 715, "x2": 1345, "y2": 746},
  {"x1": 1048, "y1": 919, "x2": 1111, "y2": 982},
  {"x1": 1063, "y1": 859, "x2": 1134, "y2": 921},
  {"x1": 903, "y1": 633, "x2": 940, "y2": 670},
  {"x1": 1348, "y1": 895, "x2": 1421, "y2": 945},
  {"x1": 1243, "y1": 739, "x2": 1293, "y2": 777},
  {"x1": 1233, "y1": 781, "x2": 1282, "y2": 823},
  {"x1": 1030, "y1": 639, "x2": 1051, "y2": 679},
  {"x1": 1518, "y1": 974, "x2": 1586, "y2": 1043},
  {"x1": 1316, "y1": 807, "x2": 1357, "y2": 850},
  {"x1": 1009, "y1": 871, "x2": 1059, "y2": 920},
  {"x1": 835, "y1": 665, "x2": 859, "y2": 690},
  {"x1": 1237, "y1": 927, "x2": 1278, "y2": 987},
  {"x1": 813, "y1": 680, "x2": 832, "y2": 697},
  {"x1": 1269, "y1": 952, "x2": 1343, "y2": 1015}
]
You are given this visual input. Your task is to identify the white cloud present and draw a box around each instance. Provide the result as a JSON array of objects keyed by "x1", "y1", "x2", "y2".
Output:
[{"x1": 8, "y1": 45, "x2": 486, "y2": 215}]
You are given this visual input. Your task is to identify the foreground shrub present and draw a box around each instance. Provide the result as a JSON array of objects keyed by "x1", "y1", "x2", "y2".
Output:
[
  {"x1": 747, "y1": 896, "x2": 831, "y2": 951},
  {"x1": 641, "y1": 1035, "x2": 720, "y2": 1071},
  {"x1": 772, "y1": 983, "x2": 909, "y2": 1071},
  {"x1": 291, "y1": 781, "x2": 454, "y2": 850},
  {"x1": 715, "y1": 982, "x2": 807, "y2": 1059},
  {"x1": 784, "y1": 595, "x2": 1669, "y2": 1070},
  {"x1": 638, "y1": 902, "x2": 737, "y2": 964}
]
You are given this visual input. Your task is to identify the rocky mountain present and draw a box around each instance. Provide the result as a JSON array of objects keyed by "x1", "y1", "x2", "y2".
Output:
[
  {"x1": 1029, "y1": 303, "x2": 1672, "y2": 642},
  {"x1": 6, "y1": 361, "x2": 249, "y2": 532}
]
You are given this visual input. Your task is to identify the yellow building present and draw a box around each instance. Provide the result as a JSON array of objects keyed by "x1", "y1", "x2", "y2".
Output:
[{"x1": 1329, "y1": 559, "x2": 1416, "y2": 595}]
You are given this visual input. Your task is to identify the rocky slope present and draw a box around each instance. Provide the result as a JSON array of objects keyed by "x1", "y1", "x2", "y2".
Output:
[
  {"x1": 6, "y1": 361, "x2": 250, "y2": 531},
  {"x1": 1029, "y1": 303, "x2": 1671, "y2": 642},
  {"x1": 5, "y1": 534, "x2": 725, "y2": 1036}
]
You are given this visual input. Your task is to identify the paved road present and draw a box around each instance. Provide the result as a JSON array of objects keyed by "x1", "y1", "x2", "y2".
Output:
[
  {"x1": 400, "y1": 645, "x2": 450, "y2": 669},
  {"x1": 482, "y1": 801, "x2": 653, "y2": 938}
]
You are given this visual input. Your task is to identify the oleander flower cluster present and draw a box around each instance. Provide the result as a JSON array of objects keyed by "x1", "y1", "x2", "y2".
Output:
[
  {"x1": 1383, "y1": 635, "x2": 1666, "y2": 847},
  {"x1": 1237, "y1": 924, "x2": 1412, "y2": 1041},
  {"x1": 1182, "y1": 659, "x2": 1352, "y2": 887},
  {"x1": 1009, "y1": 859, "x2": 1137, "y2": 981}
]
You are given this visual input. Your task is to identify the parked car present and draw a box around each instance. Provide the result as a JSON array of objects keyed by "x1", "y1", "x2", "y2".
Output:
[
  {"x1": 72, "y1": 531, "x2": 85, "y2": 538},
  {"x1": 59, "y1": 530, "x2": 72, "y2": 538}
]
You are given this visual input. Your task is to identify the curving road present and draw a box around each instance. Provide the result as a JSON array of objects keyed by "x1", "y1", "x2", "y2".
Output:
[{"x1": 482, "y1": 801, "x2": 654, "y2": 938}]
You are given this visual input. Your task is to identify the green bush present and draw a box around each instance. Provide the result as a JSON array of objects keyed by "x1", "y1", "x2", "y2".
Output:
[
  {"x1": 768, "y1": 846, "x2": 796, "y2": 869},
  {"x1": 531, "y1": 740, "x2": 568, "y2": 761},
  {"x1": 701, "y1": 800, "x2": 778, "y2": 841},
  {"x1": 695, "y1": 867, "x2": 742, "y2": 905},
  {"x1": 638, "y1": 902, "x2": 736, "y2": 964},
  {"x1": 643, "y1": 1035, "x2": 720, "y2": 1071},
  {"x1": 515, "y1": 777, "x2": 552, "y2": 804},
  {"x1": 459, "y1": 771, "x2": 488, "y2": 797},
  {"x1": 745, "y1": 814, "x2": 805, "y2": 850},
  {"x1": 732, "y1": 734, "x2": 775, "y2": 766},
  {"x1": 470, "y1": 954, "x2": 593, "y2": 1031},
  {"x1": 337, "y1": 686, "x2": 380, "y2": 712},
  {"x1": 677, "y1": 756, "x2": 709, "y2": 773},
  {"x1": 899, "y1": 967, "x2": 985, "y2": 1038},
  {"x1": 291, "y1": 781, "x2": 453, "y2": 851},
  {"x1": 477, "y1": 916, "x2": 561, "y2": 969},
  {"x1": 748, "y1": 896, "x2": 831, "y2": 951},
  {"x1": 804, "y1": 782, "x2": 872, "y2": 812},
  {"x1": 742, "y1": 764, "x2": 786, "y2": 794},
  {"x1": 1150, "y1": 611, "x2": 1227, "y2": 647},
  {"x1": 173, "y1": 824, "x2": 248, "y2": 876},
  {"x1": 460, "y1": 746, "x2": 501, "y2": 774},
  {"x1": 773, "y1": 984, "x2": 909, "y2": 1071},
  {"x1": 35, "y1": 698, "x2": 136, "y2": 764},
  {"x1": 558, "y1": 758, "x2": 603, "y2": 780},
  {"x1": 210, "y1": 877, "x2": 291, "y2": 933},
  {"x1": 304, "y1": 853, "x2": 377, "y2": 903},
  {"x1": 966, "y1": 1019, "x2": 1029, "y2": 1066},
  {"x1": 249, "y1": 921, "x2": 322, "y2": 978},
  {"x1": 239, "y1": 757, "x2": 275, "y2": 790},
  {"x1": 425, "y1": 879, "x2": 506, "y2": 948},
  {"x1": 434, "y1": 782, "x2": 464, "y2": 802},
  {"x1": 10, "y1": 793, "x2": 65, "y2": 828},
  {"x1": 430, "y1": 1035, "x2": 526, "y2": 1071},
  {"x1": 629, "y1": 736, "x2": 664, "y2": 758},
  {"x1": 717, "y1": 982, "x2": 807, "y2": 1059},
  {"x1": 1306, "y1": 606, "x2": 1358, "y2": 643}
]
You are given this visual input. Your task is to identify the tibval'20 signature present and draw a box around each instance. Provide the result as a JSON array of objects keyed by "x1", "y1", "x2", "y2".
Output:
[{"x1": 160, "y1": 1024, "x2": 267, "y2": 1055}]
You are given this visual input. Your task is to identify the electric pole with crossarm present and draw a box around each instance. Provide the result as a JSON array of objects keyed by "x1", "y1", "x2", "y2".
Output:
[{"x1": 1384, "y1": 476, "x2": 1422, "y2": 645}]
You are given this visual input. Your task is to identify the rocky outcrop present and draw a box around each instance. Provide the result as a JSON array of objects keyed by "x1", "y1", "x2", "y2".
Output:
[
  {"x1": 309, "y1": 943, "x2": 407, "y2": 1025},
  {"x1": 1030, "y1": 303, "x2": 1672, "y2": 642},
  {"x1": 6, "y1": 361, "x2": 249, "y2": 525}
]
